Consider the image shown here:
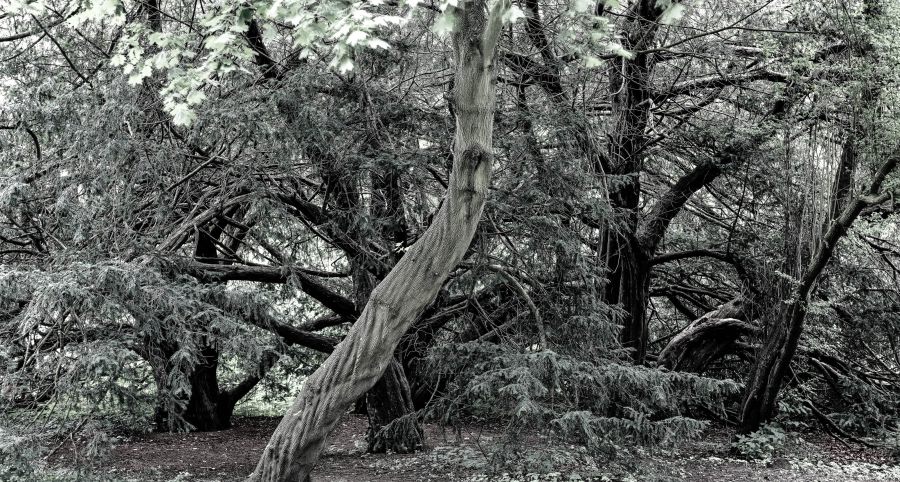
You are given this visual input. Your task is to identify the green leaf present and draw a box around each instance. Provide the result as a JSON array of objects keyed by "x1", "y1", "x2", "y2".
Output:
[
  {"x1": 148, "y1": 31, "x2": 168, "y2": 47},
  {"x1": 606, "y1": 41, "x2": 634, "y2": 59},
  {"x1": 367, "y1": 38, "x2": 391, "y2": 50},
  {"x1": 659, "y1": 2, "x2": 685, "y2": 25},
  {"x1": 185, "y1": 90, "x2": 206, "y2": 105},
  {"x1": 170, "y1": 103, "x2": 196, "y2": 127},
  {"x1": 127, "y1": 63, "x2": 152, "y2": 86},
  {"x1": 432, "y1": 11, "x2": 457, "y2": 36},
  {"x1": 584, "y1": 55, "x2": 603, "y2": 68},
  {"x1": 205, "y1": 32, "x2": 236, "y2": 51},
  {"x1": 572, "y1": 0, "x2": 593, "y2": 13},
  {"x1": 334, "y1": 57, "x2": 355, "y2": 74},
  {"x1": 503, "y1": 5, "x2": 526, "y2": 23},
  {"x1": 346, "y1": 30, "x2": 368, "y2": 46}
]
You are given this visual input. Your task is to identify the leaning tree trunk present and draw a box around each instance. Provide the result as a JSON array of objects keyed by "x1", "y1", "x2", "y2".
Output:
[
  {"x1": 353, "y1": 252, "x2": 423, "y2": 453},
  {"x1": 739, "y1": 156, "x2": 897, "y2": 433},
  {"x1": 739, "y1": 11, "x2": 891, "y2": 430},
  {"x1": 248, "y1": 2, "x2": 507, "y2": 479},
  {"x1": 657, "y1": 298, "x2": 752, "y2": 373}
]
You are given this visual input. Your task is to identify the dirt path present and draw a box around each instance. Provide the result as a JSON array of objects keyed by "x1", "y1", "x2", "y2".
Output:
[{"x1": 56, "y1": 415, "x2": 900, "y2": 481}]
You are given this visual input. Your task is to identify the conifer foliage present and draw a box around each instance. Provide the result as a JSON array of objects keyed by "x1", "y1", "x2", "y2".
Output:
[{"x1": 2, "y1": 0, "x2": 900, "y2": 479}]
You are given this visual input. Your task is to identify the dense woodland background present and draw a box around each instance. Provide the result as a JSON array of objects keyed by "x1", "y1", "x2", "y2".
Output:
[{"x1": 2, "y1": 0, "x2": 900, "y2": 480}]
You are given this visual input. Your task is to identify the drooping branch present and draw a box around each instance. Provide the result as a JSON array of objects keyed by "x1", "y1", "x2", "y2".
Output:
[
  {"x1": 650, "y1": 249, "x2": 734, "y2": 266},
  {"x1": 652, "y1": 67, "x2": 789, "y2": 104},
  {"x1": 658, "y1": 298, "x2": 754, "y2": 373},
  {"x1": 205, "y1": 292, "x2": 340, "y2": 353},
  {"x1": 176, "y1": 260, "x2": 358, "y2": 318},
  {"x1": 638, "y1": 162, "x2": 722, "y2": 254}
]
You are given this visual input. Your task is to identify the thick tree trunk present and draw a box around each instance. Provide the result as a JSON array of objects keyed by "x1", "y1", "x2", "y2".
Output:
[
  {"x1": 182, "y1": 346, "x2": 232, "y2": 431},
  {"x1": 604, "y1": 1, "x2": 664, "y2": 363},
  {"x1": 176, "y1": 226, "x2": 234, "y2": 432},
  {"x1": 739, "y1": 159, "x2": 897, "y2": 433},
  {"x1": 248, "y1": 2, "x2": 506, "y2": 479},
  {"x1": 365, "y1": 358, "x2": 423, "y2": 453},
  {"x1": 149, "y1": 343, "x2": 235, "y2": 432},
  {"x1": 607, "y1": 243, "x2": 651, "y2": 364}
]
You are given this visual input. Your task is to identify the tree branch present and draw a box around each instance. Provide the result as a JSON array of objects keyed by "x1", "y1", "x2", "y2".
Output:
[{"x1": 177, "y1": 260, "x2": 357, "y2": 318}]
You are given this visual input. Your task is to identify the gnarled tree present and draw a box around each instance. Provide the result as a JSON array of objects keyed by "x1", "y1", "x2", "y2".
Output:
[{"x1": 248, "y1": 0, "x2": 509, "y2": 478}]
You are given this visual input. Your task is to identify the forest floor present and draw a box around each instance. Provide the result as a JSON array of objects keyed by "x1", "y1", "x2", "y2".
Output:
[{"x1": 49, "y1": 414, "x2": 900, "y2": 481}]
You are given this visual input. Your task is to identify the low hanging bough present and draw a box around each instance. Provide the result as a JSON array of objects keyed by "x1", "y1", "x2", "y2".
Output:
[
  {"x1": 247, "y1": 1, "x2": 510, "y2": 479},
  {"x1": 657, "y1": 298, "x2": 755, "y2": 373}
]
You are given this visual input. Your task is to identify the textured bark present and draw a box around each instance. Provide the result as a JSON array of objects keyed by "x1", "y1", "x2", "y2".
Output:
[
  {"x1": 330, "y1": 91, "x2": 421, "y2": 453},
  {"x1": 739, "y1": 157, "x2": 897, "y2": 433},
  {"x1": 739, "y1": 4, "x2": 890, "y2": 430},
  {"x1": 657, "y1": 299, "x2": 752, "y2": 373},
  {"x1": 365, "y1": 359, "x2": 423, "y2": 453},
  {"x1": 607, "y1": 243, "x2": 652, "y2": 362},
  {"x1": 604, "y1": 0, "x2": 667, "y2": 363},
  {"x1": 182, "y1": 346, "x2": 231, "y2": 431},
  {"x1": 248, "y1": 1, "x2": 505, "y2": 478}
]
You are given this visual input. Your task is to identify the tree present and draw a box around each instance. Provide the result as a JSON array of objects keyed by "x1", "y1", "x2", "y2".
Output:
[
  {"x1": 248, "y1": 0, "x2": 510, "y2": 478},
  {"x1": 4, "y1": 0, "x2": 900, "y2": 475}
]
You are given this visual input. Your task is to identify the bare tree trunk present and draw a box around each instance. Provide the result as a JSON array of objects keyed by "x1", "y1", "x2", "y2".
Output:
[
  {"x1": 248, "y1": 2, "x2": 507, "y2": 478},
  {"x1": 739, "y1": 157, "x2": 897, "y2": 433},
  {"x1": 365, "y1": 358, "x2": 423, "y2": 453},
  {"x1": 604, "y1": 0, "x2": 665, "y2": 364},
  {"x1": 740, "y1": 3, "x2": 888, "y2": 431}
]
